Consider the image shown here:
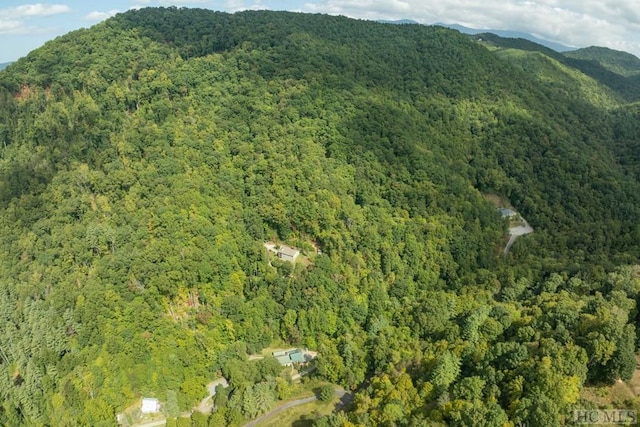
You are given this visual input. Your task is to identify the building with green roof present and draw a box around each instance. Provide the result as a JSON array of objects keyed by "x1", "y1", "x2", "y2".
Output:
[{"x1": 273, "y1": 349, "x2": 306, "y2": 366}]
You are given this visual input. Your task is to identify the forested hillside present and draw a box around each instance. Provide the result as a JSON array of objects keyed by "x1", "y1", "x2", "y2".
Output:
[
  {"x1": 565, "y1": 46, "x2": 640, "y2": 77},
  {"x1": 1, "y1": 7, "x2": 640, "y2": 426},
  {"x1": 474, "y1": 32, "x2": 640, "y2": 102}
]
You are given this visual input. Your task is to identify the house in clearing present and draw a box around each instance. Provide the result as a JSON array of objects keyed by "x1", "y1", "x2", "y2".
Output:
[
  {"x1": 277, "y1": 245, "x2": 300, "y2": 263},
  {"x1": 264, "y1": 242, "x2": 300, "y2": 263},
  {"x1": 498, "y1": 208, "x2": 517, "y2": 218},
  {"x1": 273, "y1": 349, "x2": 306, "y2": 366},
  {"x1": 141, "y1": 397, "x2": 160, "y2": 414}
]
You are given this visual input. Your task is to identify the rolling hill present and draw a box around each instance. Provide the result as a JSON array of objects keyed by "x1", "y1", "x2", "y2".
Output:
[
  {"x1": 1, "y1": 7, "x2": 640, "y2": 426},
  {"x1": 472, "y1": 32, "x2": 640, "y2": 102},
  {"x1": 565, "y1": 46, "x2": 640, "y2": 77}
]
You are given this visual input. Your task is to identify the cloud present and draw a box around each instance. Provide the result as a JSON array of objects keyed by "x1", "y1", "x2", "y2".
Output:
[
  {"x1": 224, "y1": 0, "x2": 267, "y2": 12},
  {"x1": 303, "y1": 0, "x2": 411, "y2": 19},
  {"x1": 157, "y1": 0, "x2": 213, "y2": 4},
  {"x1": 0, "y1": 4, "x2": 71, "y2": 35},
  {"x1": 9, "y1": 3, "x2": 72, "y2": 18},
  {"x1": 0, "y1": 20, "x2": 25, "y2": 35},
  {"x1": 302, "y1": 0, "x2": 640, "y2": 56},
  {"x1": 129, "y1": 0, "x2": 214, "y2": 7},
  {"x1": 84, "y1": 10, "x2": 120, "y2": 21}
]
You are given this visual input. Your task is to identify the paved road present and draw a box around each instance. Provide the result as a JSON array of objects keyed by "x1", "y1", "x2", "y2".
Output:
[
  {"x1": 196, "y1": 378, "x2": 229, "y2": 413},
  {"x1": 130, "y1": 378, "x2": 229, "y2": 426},
  {"x1": 242, "y1": 387, "x2": 351, "y2": 427},
  {"x1": 132, "y1": 386, "x2": 350, "y2": 427},
  {"x1": 133, "y1": 420, "x2": 166, "y2": 427},
  {"x1": 333, "y1": 388, "x2": 353, "y2": 411},
  {"x1": 243, "y1": 396, "x2": 317, "y2": 427}
]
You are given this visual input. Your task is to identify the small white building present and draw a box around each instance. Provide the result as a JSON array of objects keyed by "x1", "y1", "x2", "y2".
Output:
[
  {"x1": 264, "y1": 242, "x2": 300, "y2": 263},
  {"x1": 141, "y1": 397, "x2": 160, "y2": 414},
  {"x1": 277, "y1": 245, "x2": 300, "y2": 263}
]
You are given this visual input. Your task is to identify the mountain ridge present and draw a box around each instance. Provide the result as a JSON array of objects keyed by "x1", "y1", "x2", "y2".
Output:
[
  {"x1": 471, "y1": 31, "x2": 640, "y2": 101},
  {"x1": 565, "y1": 45, "x2": 640, "y2": 76},
  {"x1": 437, "y1": 22, "x2": 576, "y2": 52},
  {"x1": 1, "y1": 8, "x2": 640, "y2": 426}
]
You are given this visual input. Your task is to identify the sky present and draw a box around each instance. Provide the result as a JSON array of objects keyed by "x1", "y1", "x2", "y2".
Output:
[{"x1": 1, "y1": 0, "x2": 640, "y2": 63}]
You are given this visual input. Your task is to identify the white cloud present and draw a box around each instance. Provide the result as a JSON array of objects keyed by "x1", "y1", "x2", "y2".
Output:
[
  {"x1": 84, "y1": 10, "x2": 120, "y2": 21},
  {"x1": 9, "y1": 3, "x2": 72, "y2": 18},
  {"x1": 129, "y1": 0, "x2": 214, "y2": 7},
  {"x1": 302, "y1": 0, "x2": 640, "y2": 56},
  {"x1": 157, "y1": 0, "x2": 213, "y2": 4},
  {"x1": 224, "y1": 0, "x2": 267, "y2": 12},
  {"x1": 0, "y1": 3, "x2": 72, "y2": 35},
  {"x1": 0, "y1": 20, "x2": 25, "y2": 35}
]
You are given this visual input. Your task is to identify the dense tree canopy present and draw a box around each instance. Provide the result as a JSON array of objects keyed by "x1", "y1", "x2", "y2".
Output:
[{"x1": 0, "y1": 7, "x2": 640, "y2": 426}]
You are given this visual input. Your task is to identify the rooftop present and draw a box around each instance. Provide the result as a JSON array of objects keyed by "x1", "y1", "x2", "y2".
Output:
[
  {"x1": 499, "y1": 208, "x2": 517, "y2": 218},
  {"x1": 273, "y1": 348, "x2": 307, "y2": 365},
  {"x1": 278, "y1": 245, "x2": 300, "y2": 257}
]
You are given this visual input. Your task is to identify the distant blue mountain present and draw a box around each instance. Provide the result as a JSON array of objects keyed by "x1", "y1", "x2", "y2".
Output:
[
  {"x1": 375, "y1": 20, "x2": 575, "y2": 52},
  {"x1": 0, "y1": 62, "x2": 12, "y2": 71},
  {"x1": 377, "y1": 19, "x2": 419, "y2": 25},
  {"x1": 438, "y1": 23, "x2": 575, "y2": 52}
]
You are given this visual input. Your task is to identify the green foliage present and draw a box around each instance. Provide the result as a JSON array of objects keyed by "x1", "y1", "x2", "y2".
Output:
[
  {"x1": 0, "y1": 7, "x2": 639, "y2": 427},
  {"x1": 431, "y1": 351, "x2": 462, "y2": 390},
  {"x1": 565, "y1": 46, "x2": 640, "y2": 77},
  {"x1": 475, "y1": 32, "x2": 640, "y2": 101},
  {"x1": 190, "y1": 411, "x2": 207, "y2": 427},
  {"x1": 318, "y1": 385, "x2": 334, "y2": 402},
  {"x1": 166, "y1": 390, "x2": 180, "y2": 418}
]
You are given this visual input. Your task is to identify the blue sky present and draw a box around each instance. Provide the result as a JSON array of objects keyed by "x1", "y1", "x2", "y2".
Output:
[{"x1": 2, "y1": 1, "x2": 640, "y2": 63}]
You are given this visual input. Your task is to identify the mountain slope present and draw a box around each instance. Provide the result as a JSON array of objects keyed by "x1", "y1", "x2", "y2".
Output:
[
  {"x1": 565, "y1": 46, "x2": 640, "y2": 77},
  {"x1": 0, "y1": 7, "x2": 639, "y2": 426},
  {"x1": 494, "y1": 48, "x2": 622, "y2": 108},
  {"x1": 472, "y1": 32, "x2": 640, "y2": 102},
  {"x1": 442, "y1": 23, "x2": 576, "y2": 52}
]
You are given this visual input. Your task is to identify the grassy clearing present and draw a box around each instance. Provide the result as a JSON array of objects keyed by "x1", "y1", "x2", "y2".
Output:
[
  {"x1": 256, "y1": 344, "x2": 295, "y2": 357},
  {"x1": 580, "y1": 355, "x2": 640, "y2": 409},
  {"x1": 483, "y1": 193, "x2": 508, "y2": 208},
  {"x1": 256, "y1": 396, "x2": 338, "y2": 427},
  {"x1": 509, "y1": 219, "x2": 526, "y2": 227},
  {"x1": 250, "y1": 379, "x2": 339, "y2": 427}
]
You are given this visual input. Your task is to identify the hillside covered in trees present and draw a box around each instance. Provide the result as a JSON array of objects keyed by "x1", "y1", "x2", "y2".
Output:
[{"x1": 1, "y1": 7, "x2": 640, "y2": 426}]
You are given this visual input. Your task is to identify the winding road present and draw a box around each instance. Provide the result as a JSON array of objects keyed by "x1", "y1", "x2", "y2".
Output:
[
  {"x1": 243, "y1": 396, "x2": 317, "y2": 427},
  {"x1": 242, "y1": 387, "x2": 351, "y2": 427},
  {"x1": 196, "y1": 378, "x2": 229, "y2": 413}
]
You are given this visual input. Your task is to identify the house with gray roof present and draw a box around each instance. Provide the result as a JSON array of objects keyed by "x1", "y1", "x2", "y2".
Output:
[
  {"x1": 499, "y1": 208, "x2": 517, "y2": 218},
  {"x1": 264, "y1": 242, "x2": 300, "y2": 263},
  {"x1": 277, "y1": 245, "x2": 300, "y2": 262}
]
